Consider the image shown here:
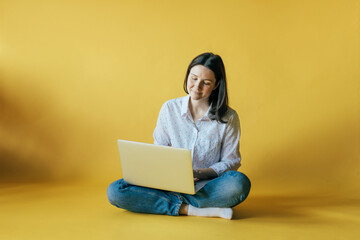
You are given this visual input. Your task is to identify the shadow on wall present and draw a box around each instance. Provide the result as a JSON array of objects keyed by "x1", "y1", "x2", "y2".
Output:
[{"x1": 0, "y1": 75, "x2": 70, "y2": 184}]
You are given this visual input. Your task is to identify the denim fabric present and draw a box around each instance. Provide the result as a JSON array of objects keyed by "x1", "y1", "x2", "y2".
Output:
[{"x1": 107, "y1": 171, "x2": 251, "y2": 216}]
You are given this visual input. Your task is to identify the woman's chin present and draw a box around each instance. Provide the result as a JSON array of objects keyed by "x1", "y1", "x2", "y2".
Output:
[{"x1": 190, "y1": 94, "x2": 201, "y2": 100}]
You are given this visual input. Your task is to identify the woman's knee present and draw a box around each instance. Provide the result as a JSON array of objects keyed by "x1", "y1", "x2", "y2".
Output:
[
  {"x1": 107, "y1": 179, "x2": 127, "y2": 206},
  {"x1": 222, "y1": 171, "x2": 251, "y2": 200}
]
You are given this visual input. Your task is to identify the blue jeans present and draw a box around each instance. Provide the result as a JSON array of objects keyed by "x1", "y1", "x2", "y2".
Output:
[{"x1": 107, "y1": 171, "x2": 251, "y2": 216}]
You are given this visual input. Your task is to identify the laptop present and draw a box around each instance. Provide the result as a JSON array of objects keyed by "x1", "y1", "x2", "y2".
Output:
[{"x1": 117, "y1": 139, "x2": 209, "y2": 195}]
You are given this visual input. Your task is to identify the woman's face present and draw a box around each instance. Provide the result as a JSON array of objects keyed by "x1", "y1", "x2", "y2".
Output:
[{"x1": 187, "y1": 65, "x2": 217, "y2": 102}]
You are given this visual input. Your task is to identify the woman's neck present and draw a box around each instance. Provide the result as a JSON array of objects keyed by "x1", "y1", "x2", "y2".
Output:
[{"x1": 189, "y1": 98, "x2": 210, "y2": 122}]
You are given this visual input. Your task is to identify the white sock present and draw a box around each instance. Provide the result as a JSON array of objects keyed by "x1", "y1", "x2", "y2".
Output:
[{"x1": 187, "y1": 205, "x2": 233, "y2": 220}]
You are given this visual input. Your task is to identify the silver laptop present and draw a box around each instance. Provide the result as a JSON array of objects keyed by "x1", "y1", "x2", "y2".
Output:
[{"x1": 117, "y1": 139, "x2": 209, "y2": 195}]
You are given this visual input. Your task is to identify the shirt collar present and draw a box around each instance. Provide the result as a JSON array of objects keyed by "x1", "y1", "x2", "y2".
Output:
[
  {"x1": 181, "y1": 95, "x2": 191, "y2": 118},
  {"x1": 181, "y1": 95, "x2": 212, "y2": 121}
]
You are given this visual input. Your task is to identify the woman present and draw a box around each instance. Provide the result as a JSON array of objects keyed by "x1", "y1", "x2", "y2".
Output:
[{"x1": 107, "y1": 52, "x2": 251, "y2": 220}]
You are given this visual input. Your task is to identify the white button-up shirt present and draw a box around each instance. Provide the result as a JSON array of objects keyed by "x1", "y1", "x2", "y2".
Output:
[{"x1": 153, "y1": 95, "x2": 241, "y2": 176}]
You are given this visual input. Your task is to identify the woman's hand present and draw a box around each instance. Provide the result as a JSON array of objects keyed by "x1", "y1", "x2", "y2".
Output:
[{"x1": 193, "y1": 168, "x2": 218, "y2": 180}]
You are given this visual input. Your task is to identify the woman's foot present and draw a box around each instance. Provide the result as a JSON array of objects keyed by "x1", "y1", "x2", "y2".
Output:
[{"x1": 186, "y1": 205, "x2": 233, "y2": 220}]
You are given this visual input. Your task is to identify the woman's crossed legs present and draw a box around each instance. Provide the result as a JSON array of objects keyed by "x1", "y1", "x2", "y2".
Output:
[{"x1": 107, "y1": 171, "x2": 251, "y2": 219}]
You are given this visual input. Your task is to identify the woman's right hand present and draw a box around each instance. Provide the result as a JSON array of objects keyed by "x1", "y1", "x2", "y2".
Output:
[{"x1": 193, "y1": 168, "x2": 217, "y2": 180}]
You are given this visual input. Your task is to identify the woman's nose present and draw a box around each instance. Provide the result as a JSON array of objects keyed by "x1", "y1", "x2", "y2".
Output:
[{"x1": 194, "y1": 81, "x2": 202, "y2": 89}]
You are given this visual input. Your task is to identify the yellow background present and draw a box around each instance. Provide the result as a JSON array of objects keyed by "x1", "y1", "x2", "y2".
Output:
[{"x1": 1, "y1": 0, "x2": 359, "y2": 239}]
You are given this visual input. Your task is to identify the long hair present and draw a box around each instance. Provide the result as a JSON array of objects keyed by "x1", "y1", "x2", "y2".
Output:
[{"x1": 183, "y1": 52, "x2": 229, "y2": 123}]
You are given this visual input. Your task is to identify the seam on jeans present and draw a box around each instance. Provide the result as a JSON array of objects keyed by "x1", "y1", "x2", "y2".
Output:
[
  {"x1": 175, "y1": 202, "x2": 182, "y2": 216},
  {"x1": 176, "y1": 193, "x2": 184, "y2": 202},
  {"x1": 174, "y1": 193, "x2": 184, "y2": 216}
]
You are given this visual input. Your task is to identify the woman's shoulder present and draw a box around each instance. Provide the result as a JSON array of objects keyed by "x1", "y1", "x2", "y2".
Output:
[{"x1": 162, "y1": 95, "x2": 188, "y2": 108}]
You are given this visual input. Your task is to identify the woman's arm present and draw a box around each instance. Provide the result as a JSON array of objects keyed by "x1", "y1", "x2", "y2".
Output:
[
  {"x1": 209, "y1": 111, "x2": 241, "y2": 176},
  {"x1": 153, "y1": 102, "x2": 171, "y2": 146}
]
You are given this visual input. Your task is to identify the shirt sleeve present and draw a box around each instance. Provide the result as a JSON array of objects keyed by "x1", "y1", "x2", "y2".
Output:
[
  {"x1": 153, "y1": 102, "x2": 171, "y2": 146},
  {"x1": 209, "y1": 111, "x2": 241, "y2": 176}
]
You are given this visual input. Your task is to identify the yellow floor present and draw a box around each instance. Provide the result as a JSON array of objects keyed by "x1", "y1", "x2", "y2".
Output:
[{"x1": 1, "y1": 181, "x2": 359, "y2": 240}]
